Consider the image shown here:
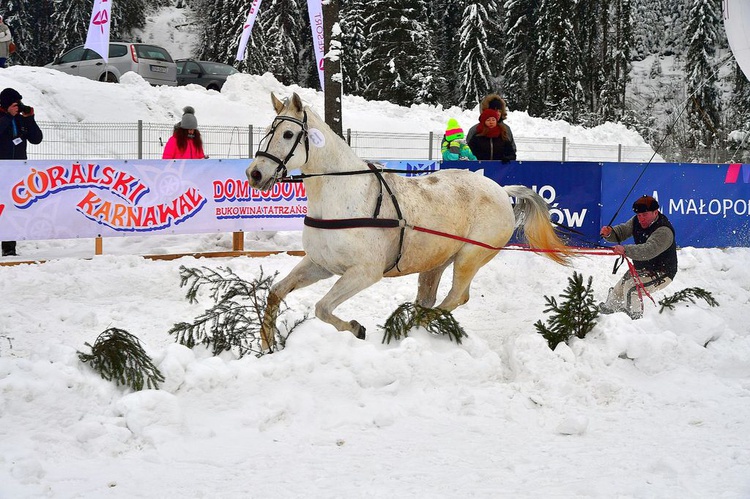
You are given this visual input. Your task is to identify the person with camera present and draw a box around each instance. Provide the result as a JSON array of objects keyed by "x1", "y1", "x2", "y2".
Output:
[{"x1": 1, "y1": 87, "x2": 44, "y2": 256}]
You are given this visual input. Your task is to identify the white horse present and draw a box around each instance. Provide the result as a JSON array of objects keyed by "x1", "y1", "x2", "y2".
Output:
[{"x1": 246, "y1": 93, "x2": 570, "y2": 343}]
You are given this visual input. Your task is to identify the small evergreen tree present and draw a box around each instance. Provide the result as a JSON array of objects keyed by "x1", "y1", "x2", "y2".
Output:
[{"x1": 534, "y1": 272, "x2": 599, "y2": 350}]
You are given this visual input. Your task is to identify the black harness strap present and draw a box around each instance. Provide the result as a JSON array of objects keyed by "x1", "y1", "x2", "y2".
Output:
[
  {"x1": 367, "y1": 163, "x2": 406, "y2": 273},
  {"x1": 304, "y1": 217, "x2": 400, "y2": 229},
  {"x1": 301, "y1": 163, "x2": 407, "y2": 274}
]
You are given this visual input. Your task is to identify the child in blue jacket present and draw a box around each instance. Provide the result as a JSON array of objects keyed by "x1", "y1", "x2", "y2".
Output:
[{"x1": 441, "y1": 118, "x2": 477, "y2": 161}]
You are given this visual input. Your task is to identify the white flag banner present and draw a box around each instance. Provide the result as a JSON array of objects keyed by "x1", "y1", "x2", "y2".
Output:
[
  {"x1": 306, "y1": 0, "x2": 325, "y2": 90},
  {"x1": 84, "y1": 0, "x2": 112, "y2": 62},
  {"x1": 236, "y1": 0, "x2": 264, "y2": 61}
]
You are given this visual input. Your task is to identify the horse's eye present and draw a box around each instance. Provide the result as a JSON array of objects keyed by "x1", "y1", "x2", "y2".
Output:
[{"x1": 283, "y1": 130, "x2": 294, "y2": 139}]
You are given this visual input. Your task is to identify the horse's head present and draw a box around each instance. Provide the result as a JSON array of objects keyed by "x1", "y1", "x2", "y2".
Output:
[{"x1": 246, "y1": 92, "x2": 310, "y2": 191}]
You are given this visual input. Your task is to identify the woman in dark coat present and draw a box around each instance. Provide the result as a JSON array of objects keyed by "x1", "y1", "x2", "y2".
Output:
[{"x1": 467, "y1": 108, "x2": 517, "y2": 162}]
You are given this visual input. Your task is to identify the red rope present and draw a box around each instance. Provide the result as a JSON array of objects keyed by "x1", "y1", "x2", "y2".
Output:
[{"x1": 412, "y1": 225, "x2": 653, "y2": 307}]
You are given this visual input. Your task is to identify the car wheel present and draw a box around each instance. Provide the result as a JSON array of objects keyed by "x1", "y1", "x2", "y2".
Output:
[
  {"x1": 207, "y1": 84, "x2": 220, "y2": 91},
  {"x1": 100, "y1": 72, "x2": 118, "y2": 83}
]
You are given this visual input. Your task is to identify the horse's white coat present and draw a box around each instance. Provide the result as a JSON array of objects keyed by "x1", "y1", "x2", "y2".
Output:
[{"x1": 246, "y1": 93, "x2": 569, "y2": 341}]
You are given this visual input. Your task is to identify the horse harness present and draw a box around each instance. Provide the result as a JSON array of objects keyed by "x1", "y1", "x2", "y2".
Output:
[
  {"x1": 256, "y1": 112, "x2": 408, "y2": 273},
  {"x1": 304, "y1": 162, "x2": 408, "y2": 274}
]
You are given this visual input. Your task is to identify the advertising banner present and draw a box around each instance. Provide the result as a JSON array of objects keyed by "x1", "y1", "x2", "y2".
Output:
[
  {"x1": 443, "y1": 160, "x2": 603, "y2": 246},
  {"x1": 2, "y1": 159, "x2": 749, "y2": 248},
  {"x1": 0, "y1": 159, "x2": 307, "y2": 240},
  {"x1": 602, "y1": 162, "x2": 750, "y2": 248}
]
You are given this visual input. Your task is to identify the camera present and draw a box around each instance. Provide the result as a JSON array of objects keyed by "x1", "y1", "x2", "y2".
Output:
[{"x1": 17, "y1": 102, "x2": 32, "y2": 115}]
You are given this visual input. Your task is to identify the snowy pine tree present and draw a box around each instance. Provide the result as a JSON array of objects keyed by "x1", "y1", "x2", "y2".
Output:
[
  {"x1": 502, "y1": 0, "x2": 540, "y2": 112},
  {"x1": 534, "y1": 0, "x2": 583, "y2": 122},
  {"x1": 684, "y1": 0, "x2": 722, "y2": 149},
  {"x1": 260, "y1": 0, "x2": 306, "y2": 86},
  {"x1": 340, "y1": 0, "x2": 367, "y2": 96},
  {"x1": 457, "y1": 2, "x2": 494, "y2": 108},
  {"x1": 50, "y1": 0, "x2": 92, "y2": 59},
  {"x1": 361, "y1": 0, "x2": 441, "y2": 106}
]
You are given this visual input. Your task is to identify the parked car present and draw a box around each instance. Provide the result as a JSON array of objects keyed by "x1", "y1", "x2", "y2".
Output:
[
  {"x1": 175, "y1": 59, "x2": 239, "y2": 91},
  {"x1": 45, "y1": 42, "x2": 177, "y2": 86}
]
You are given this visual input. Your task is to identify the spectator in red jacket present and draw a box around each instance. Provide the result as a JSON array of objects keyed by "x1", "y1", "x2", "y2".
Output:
[{"x1": 162, "y1": 106, "x2": 206, "y2": 159}]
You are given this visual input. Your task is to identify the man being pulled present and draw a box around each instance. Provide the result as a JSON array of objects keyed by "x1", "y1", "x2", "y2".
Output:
[{"x1": 599, "y1": 195, "x2": 678, "y2": 319}]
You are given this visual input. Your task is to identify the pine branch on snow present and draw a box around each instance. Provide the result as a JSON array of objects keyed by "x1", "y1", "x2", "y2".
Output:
[
  {"x1": 169, "y1": 266, "x2": 306, "y2": 357},
  {"x1": 658, "y1": 287, "x2": 719, "y2": 313},
  {"x1": 535, "y1": 272, "x2": 599, "y2": 351},
  {"x1": 381, "y1": 302, "x2": 467, "y2": 344},
  {"x1": 78, "y1": 328, "x2": 164, "y2": 391}
]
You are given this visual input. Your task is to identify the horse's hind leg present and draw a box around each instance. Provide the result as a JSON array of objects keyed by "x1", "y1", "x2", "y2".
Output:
[
  {"x1": 416, "y1": 262, "x2": 450, "y2": 309},
  {"x1": 436, "y1": 249, "x2": 498, "y2": 311},
  {"x1": 315, "y1": 266, "x2": 383, "y2": 339},
  {"x1": 263, "y1": 256, "x2": 333, "y2": 349}
]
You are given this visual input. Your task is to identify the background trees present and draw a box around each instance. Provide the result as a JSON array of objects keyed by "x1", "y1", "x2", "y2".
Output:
[{"x1": 3, "y1": 0, "x2": 746, "y2": 160}]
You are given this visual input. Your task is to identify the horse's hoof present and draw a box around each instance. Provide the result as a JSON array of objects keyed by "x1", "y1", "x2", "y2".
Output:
[
  {"x1": 350, "y1": 321, "x2": 366, "y2": 340},
  {"x1": 357, "y1": 326, "x2": 366, "y2": 340}
]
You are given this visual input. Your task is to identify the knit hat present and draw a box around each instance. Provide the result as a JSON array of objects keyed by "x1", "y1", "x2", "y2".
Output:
[
  {"x1": 632, "y1": 195, "x2": 659, "y2": 213},
  {"x1": 179, "y1": 106, "x2": 198, "y2": 129},
  {"x1": 0, "y1": 88, "x2": 22, "y2": 109},
  {"x1": 445, "y1": 118, "x2": 465, "y2": 142},
  {"x1": 479, "y1": 108, "x2": 500, "y2": 125}
]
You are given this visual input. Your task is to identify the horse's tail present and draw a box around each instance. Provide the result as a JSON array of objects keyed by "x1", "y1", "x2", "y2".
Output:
[{"x1": 503, "y1": 185, "x2": 572, "y2": 265}]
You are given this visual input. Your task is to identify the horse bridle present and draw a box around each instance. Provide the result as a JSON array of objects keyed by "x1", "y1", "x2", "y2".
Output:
[
  {"x1": 256, "y1": 111, "x2": 407, "y2": 273},
  {"x1": 254, "y1": 111, "x2": 310, "y2": 181}
]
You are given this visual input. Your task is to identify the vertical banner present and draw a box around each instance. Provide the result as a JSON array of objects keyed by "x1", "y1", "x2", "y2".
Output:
[
  {"x1": 306, "y1": 0, "x2": 325, "y2": 90},
  {"x1": 236, "y1": 0, "x2": 263, "y2": 61},
  {"x1": 84, "y1": 0, "x2": 112, "y2": 62}
]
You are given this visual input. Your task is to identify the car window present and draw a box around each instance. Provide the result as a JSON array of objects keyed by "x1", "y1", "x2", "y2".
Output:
[
  {"x1": 110, "y1": 44, "x2": 128, "y2": 58},
  {"x1": 135, "y1": 45, "x2": 174, "y2": 63},
  {"x1": 201, "y1": 62, "x2": 239, "y2": 76},
  {"x1": 83, "y1": 49, "x2": 103, "y2": 61},
  {"x1": 176, "y1": 61, "x2": 186, "y2": 75},
  {"x1": 59, "y1": 47, "x2": 87, "y2": 64},
  {"x1": 185, "y1": 62, "x2": 201, "y2": 74}
]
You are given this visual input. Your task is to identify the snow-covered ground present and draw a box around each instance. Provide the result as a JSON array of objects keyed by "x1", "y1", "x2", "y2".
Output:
[
  {"x1": 2, "y1": 241, "x2": 749, "y2": 498},
  {"x1": 1, "y1": 37, "x2": 749, "y2": 498}
]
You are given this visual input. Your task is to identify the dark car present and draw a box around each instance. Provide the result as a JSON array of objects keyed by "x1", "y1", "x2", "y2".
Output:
[{"x1": 175, "y1": 60, "x2": 239, "y2": 91}]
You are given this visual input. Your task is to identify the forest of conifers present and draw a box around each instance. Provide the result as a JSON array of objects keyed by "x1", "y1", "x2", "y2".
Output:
[{"x1": 3, "y1": 0, "x2": 749, "y2": 160}]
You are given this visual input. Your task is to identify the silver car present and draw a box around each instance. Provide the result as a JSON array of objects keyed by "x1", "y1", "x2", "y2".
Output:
[{"x1": 46, "y1": 42, "x2": 177, "y2": 86}]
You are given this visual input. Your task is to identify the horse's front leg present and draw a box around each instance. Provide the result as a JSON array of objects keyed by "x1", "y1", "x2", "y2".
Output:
[
  {"x1": 263, "y1": 256, "x2": 333, "y2": 350},
  {"x1": 315, "y1": 266, "x2": 384, "y2": 340}
]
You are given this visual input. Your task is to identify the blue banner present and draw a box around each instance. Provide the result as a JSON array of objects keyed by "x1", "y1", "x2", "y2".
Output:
[
  {"x1": 441, "y1": 160, "x2": 602, "y2": 247},
  {"x1": 439, "y1": 160, "x2": 750, "y2": 248},
  {"x1": 602, "y1": 162, "x2": 750, "y2": 248}
]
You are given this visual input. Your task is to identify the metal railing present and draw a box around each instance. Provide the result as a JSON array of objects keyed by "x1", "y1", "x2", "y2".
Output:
[{"x1": 30, "y1": 120, "x2": 661, "y2": 162}]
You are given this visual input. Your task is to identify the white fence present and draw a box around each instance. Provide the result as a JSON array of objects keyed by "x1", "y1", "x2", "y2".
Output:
[{"x1": 30, "y1": 121, "x2": 659, "y2": 162}]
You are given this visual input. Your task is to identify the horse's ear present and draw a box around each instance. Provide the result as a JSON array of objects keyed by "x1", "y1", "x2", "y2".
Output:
[
  {"x1": 271, "y1": 93, "x2": 285, "y2": 114},
  {"x1": 291, "y1": 93, "x2": 304, "y2": 113}
]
